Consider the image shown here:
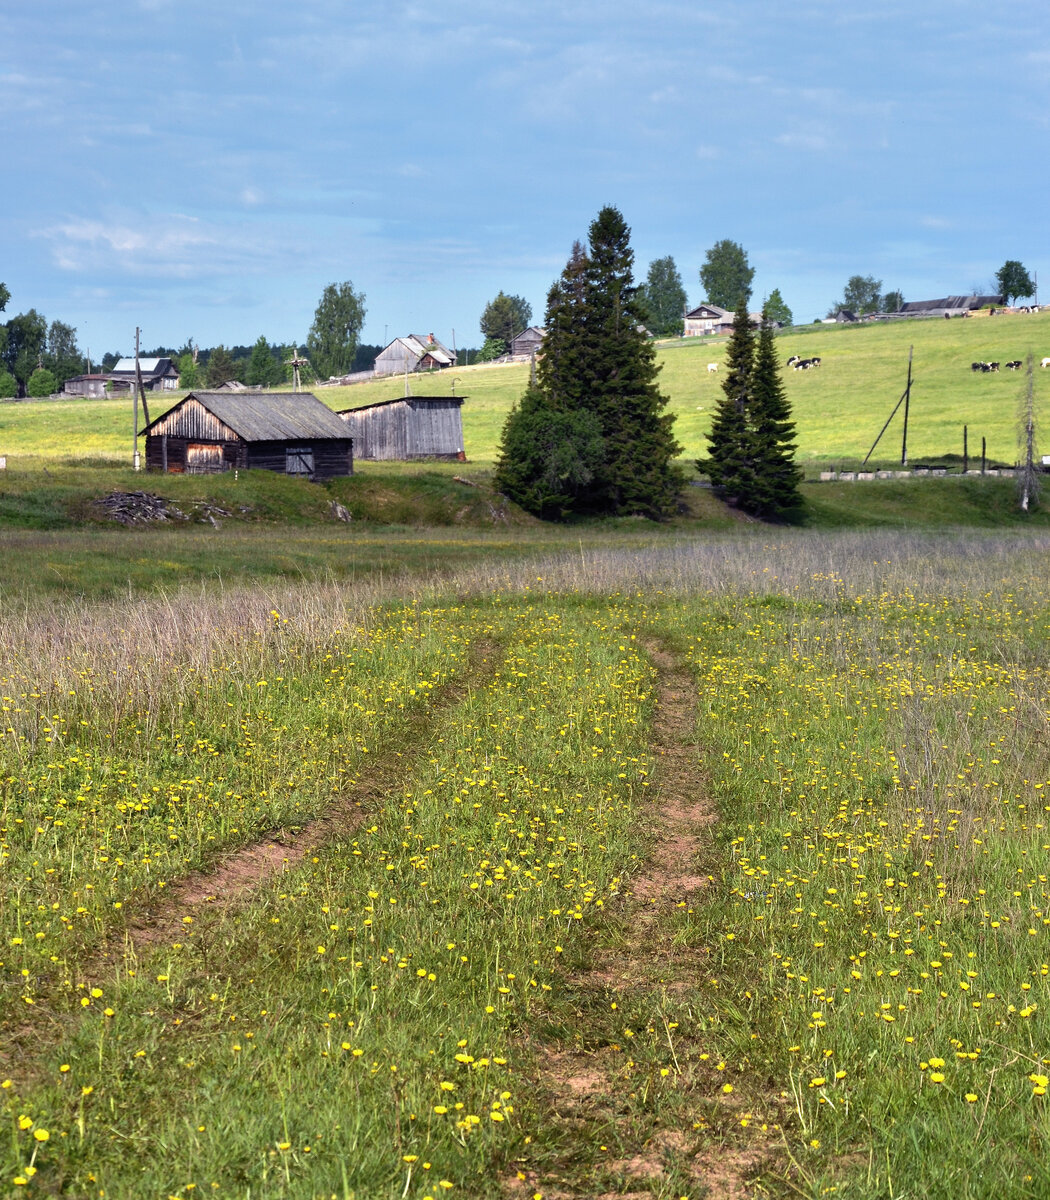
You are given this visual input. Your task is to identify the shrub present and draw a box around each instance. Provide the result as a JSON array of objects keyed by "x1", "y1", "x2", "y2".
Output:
[
  {"x1": 27, "y1": 368, "x2": 57, "y2": 397},
  {"x1": 0, "y1": 369, "x2": 17, "y2": 398}
]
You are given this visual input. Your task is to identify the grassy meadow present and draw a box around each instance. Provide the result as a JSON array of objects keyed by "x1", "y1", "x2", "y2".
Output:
[
  {"x1": 2, "y1": 308, "x2": 1049, "y2": 472},
  {"x1": 2, "y1": 312, "x2": 1050, "y2": 1197},
  {"x1": 2, "y1": 531, "x2": 1050, "y2": 1198}
]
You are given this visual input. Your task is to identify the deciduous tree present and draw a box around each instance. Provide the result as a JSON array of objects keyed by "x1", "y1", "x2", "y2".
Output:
[
  {"x1": 996, "y1": 260, "x2": 1035, "y2": 306},
  {"x1": 27, "y1": 367, "x2": 57, "y2": 397},
  {"x1": 699, "y1": 240, "x2": 754, "y2": 310},
  {"x1": 638, "y1": 256, "x2": 687, "y2": 337},
  {"x1": 882, "y1": 290, "x2": 904, "y2": 313},
  {"x1": 205, "y1": 344, "x2": 236, "y2": 388},
  {"x1": 307, "y1": 281, "x2": 366, "y2": 380},
  {"x1": 832, "y1": 275, "x2": 882, "y2": 316},
  {"x1": 763, "y1": 288, "x2": 793, "y2": 327},
  {"x1": 480, "y1": 292, "x2": 532, "y2": 347},
  {"x1": 246, "y1": 336, "x2": 283, "y2": 387},
  {"x1": 2, "y1": 309, "x2": 47, "y2": 391},
  {"x1": 45, "y1": 320, "x2": 83, "y2": 387}
]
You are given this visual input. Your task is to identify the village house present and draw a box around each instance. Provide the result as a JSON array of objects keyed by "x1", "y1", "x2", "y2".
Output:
[
  {"x1": 373, "y1": 334, "x2": 456, "y2": 376},
  {"x1": 63, "y1": 374, "x2": 109, "y2": 397},
  {"x1": 338, "y1": 395, "x2": 465, "y2": 461},
  {"x1": 683, "y1": 303, "x2": 731, "y2": 336},
  {"x1": 106, "y1": 356, "x2": 181, "y2": 392},
  {"x1": 141, "y1": 391, "x2": 353, "y2": 479},
  {"x1": 510, "y1": 327, "x2": 545, "y2": 357}
]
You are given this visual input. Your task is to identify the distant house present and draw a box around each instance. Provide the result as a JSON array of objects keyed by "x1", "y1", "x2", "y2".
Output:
[
  {"x1": 141, "y1": 391, "x2": 353, "y2": 478},
  {"x1": 510, "y1": 327, "x2": 545, "y2": 357},
  {"x1": 339, "y1": 395, "x2": 465, "y2": 461},
  {"x1": 214, "y1": 380, "x2": 248, "y2": 390},
  {"x1": 63, "y1": 374, "x2": 109, "y2": 397},
  {"x1": 374, "y1": 334, "x2": 456, "y2": 376},
  {"x1": 895, "y1": 294, "x2": 1002, "y2": 318},
  {"x1": 683, "y1": 304, "x2": 731, "y2": 336},
  {"x1": 830, "y1": 309, "x2": 860, "y2": 323},
  {"x1": 107, "y1": 356, "x2": 180, "y2": 392}
]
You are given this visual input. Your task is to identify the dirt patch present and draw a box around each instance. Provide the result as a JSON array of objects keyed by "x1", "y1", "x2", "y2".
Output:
[{"x1": 118, "y1": 640, "x2": 501, "y2": 955}]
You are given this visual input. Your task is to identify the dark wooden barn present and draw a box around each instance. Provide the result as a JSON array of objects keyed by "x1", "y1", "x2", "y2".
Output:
[
  {"x1": 142, "y1": 391, "x2": 353, "y2": 479},
  {"x1": 338, "y1": 395, "x2": 465, "y2": 460}
]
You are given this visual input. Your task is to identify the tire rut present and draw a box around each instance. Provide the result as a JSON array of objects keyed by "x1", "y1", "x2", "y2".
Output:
[{"x1": 511, "y1": 637, "x2": 769, "y2": 1200}]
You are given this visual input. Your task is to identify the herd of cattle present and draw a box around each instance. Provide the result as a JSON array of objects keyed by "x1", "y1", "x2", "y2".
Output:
[{"x1": 705, "y1": 353, "x2": 1050, "y2": 375}]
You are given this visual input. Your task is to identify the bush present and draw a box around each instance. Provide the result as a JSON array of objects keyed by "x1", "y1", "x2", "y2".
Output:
[
  {"x1": 494, "y1": 386, "x2": 605, "y2": 520},
  {"x1": 0, "y1": 370, "x2": 17, "y2": 398},
  {"x1": 27, "y1": 368, "x2": 57, "y2": 397}
]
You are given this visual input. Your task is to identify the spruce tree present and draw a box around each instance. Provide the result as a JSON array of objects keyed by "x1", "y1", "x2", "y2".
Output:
[
  {"x1": 745, "y1": 308, "x2": 803, "y2": 517},
  {"x1": 576, "y1": 206, "x2": 681, "y2": 518},
  {"x1": 704, "y1": 302, "x2": 756, "y2": 505},
  {"x1": 496, "y1": 207, "x2": 682, "y2": 521}
]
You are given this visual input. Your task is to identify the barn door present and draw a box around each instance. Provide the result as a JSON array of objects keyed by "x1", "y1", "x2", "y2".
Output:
[
  {"x1": 285, "y1": 446, "x2": 315, "y2": 477},
  {"x1": 186, "y1": 443, "x2": 223, "y2": 473}
]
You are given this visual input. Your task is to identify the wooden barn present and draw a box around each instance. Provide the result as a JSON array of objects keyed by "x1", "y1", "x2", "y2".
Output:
[
  {"x1": 374, "y1": 334, "x2": 456, "y2": 377},
  {"x1": 338, "y1": 395, "x2": 465, "y2": 461},
  {"x1": 142, "y1": 391, "x2": 353, "y2": 479},
  {"x1": 510, "y1": 326, "x2": 545, "y2": 356}
]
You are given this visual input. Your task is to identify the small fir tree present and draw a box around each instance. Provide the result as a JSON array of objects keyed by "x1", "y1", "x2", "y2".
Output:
[
  {"x1": 745, "y1": 308, "x2": 803, "y2": 517},
  {"x1": 704, "y1": 302, "x2": 756, "y2": 503}
]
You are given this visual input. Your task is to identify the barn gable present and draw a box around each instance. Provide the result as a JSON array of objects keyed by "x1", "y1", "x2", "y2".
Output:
[{"x1": 338, "y1": 395, "x2": 465, "y2": 460}]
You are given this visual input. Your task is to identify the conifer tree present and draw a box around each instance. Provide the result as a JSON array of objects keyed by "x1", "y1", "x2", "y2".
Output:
[
  {"x1": 703, "y1": 302, "x2": 803, "y2": 518},
  {"x1": 496, "y1": 207, "x2": 681, "y2": 520},
  {"x1": 704, "y1": 302, "x2": 756, "y2": 503},
  {"x1": 575, "y1": 206, "x2": 681, "y2": 517},
  {"x1": 746, "y1": 307, "x2": 803, "y2": 516}
]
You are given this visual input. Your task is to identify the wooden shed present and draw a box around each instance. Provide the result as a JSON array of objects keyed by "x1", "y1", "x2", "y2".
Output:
[
  {"x1": 142, "y1": 391, "x2": 353, "y2": 479},
  {"x1": 338, "y1": 395, "x2": 465, "y2": 461}
]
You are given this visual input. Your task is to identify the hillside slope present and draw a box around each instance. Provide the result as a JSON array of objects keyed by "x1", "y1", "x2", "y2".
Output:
[{"x1": 1, "y1": 310, "x2": 1047, "y2": 469}]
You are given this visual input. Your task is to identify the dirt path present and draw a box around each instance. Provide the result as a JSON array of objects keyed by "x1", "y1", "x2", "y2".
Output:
[
  {"x1": 509, "y1": 639, "x2": 772, "y2": 1200},
  {"x1": 0, "y1": 640, "x2": 501, "y2": 1077}
]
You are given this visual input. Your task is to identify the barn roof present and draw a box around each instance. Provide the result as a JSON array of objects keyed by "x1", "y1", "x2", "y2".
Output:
[
  {"x1": 143, "y1": 391, "x2": 351, "y2": 441},
  {"x1": 339, "y1": 394, "x2": 466, "y2": 415},
  {"x1": 899, "y1": 294, "x2": 1002, "y2": 313}
]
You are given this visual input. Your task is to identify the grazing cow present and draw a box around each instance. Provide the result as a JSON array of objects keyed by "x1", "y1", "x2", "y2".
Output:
[
  {"x1": 1041, "y1": 358, "x2": 1050, "y2": 368},
  {"x1": 971, "y1": 362, "x2": 983, "y2": 372},
  {"x1": 1006, "y1": 360, "x2": 1023, "y2": 370},
  {"x1": 793, "y1": 358, "x2": 815, "y2": 370},
  {"x1": 707, "y1": 362, "x2": 718, "y2": 373},
  {"x1": 786, "y1": 355, "x2": 800, "y2": 367},
  {"x1": 988, "y1": 362, "x2": 1000, "y2": 372},
  {"x1": 810, "y1": 356, "x2": 821, "y2": 367}
]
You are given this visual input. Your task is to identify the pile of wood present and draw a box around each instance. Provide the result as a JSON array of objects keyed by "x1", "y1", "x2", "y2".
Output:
[
  {"x1": 95, "y1": 491, "x2": 188, "y2": 525},
  {"x1": 94, "y1": 492, "x2": 240, "y2": 526}
]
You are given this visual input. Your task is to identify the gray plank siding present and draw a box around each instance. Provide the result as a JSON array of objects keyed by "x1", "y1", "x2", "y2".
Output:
[{"x1": 339, "y1": 398, "x2": 464, "y2": 460}]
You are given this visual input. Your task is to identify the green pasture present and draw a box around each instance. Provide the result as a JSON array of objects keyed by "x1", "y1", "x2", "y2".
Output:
[{"x1": 3, "y1": 310, "x2": 1048, "y2": 472}]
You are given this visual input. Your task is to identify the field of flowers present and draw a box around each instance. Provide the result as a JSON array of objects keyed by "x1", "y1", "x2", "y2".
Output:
[{"x1": 2, "y1": 529, "x2": 1049, "y2": 1197}]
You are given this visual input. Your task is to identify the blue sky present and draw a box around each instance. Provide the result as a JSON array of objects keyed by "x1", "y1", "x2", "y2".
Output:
[{"x1": 3, "y1": 1, "x2": 1048, "y2": 358}]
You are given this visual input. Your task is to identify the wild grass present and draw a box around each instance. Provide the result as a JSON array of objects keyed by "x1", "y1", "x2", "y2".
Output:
[{"x1": 1, "y1": 530, "x2": 1049, "y2": 1195}]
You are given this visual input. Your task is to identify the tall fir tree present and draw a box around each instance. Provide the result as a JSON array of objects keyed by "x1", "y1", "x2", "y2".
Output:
[
  {"x1": 576, "y1": 206, "x2": 682, "y2": 517},
  {"x1": 745, "y1": 308, "x2": 803, "y2": 516},
  {"x1": 536, "y1": 239, "x2": 589, "y2": 412},
  {"x1": 704, "y1": 302, "x2": 756, "y2": 504},
  {"x1": 496, "y1": 207, "x2": 682, "y2": 520}
]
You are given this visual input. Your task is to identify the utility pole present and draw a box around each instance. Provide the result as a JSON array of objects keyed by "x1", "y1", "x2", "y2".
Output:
[{"x1": 901, "y1": 345, "x2": 913, "y2": 466}]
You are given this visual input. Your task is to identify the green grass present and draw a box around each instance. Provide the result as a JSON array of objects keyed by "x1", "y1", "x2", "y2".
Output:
[
  {"x1": 2, "y1": 535, "x2": 1050, "y2": 1195},
  {"x1": 5, "y1": 309, "x2": 1048, "y2": 472}
]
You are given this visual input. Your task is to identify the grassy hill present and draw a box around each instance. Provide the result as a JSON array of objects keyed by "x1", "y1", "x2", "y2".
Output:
[{"x1": 2, "y1": 309, "x2": 1048, "y2": 472}]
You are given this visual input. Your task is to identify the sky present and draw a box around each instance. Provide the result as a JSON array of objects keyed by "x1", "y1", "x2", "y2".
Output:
[{"x1": 2, "y1": 1, "x2": 1048, "y2": 359}]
